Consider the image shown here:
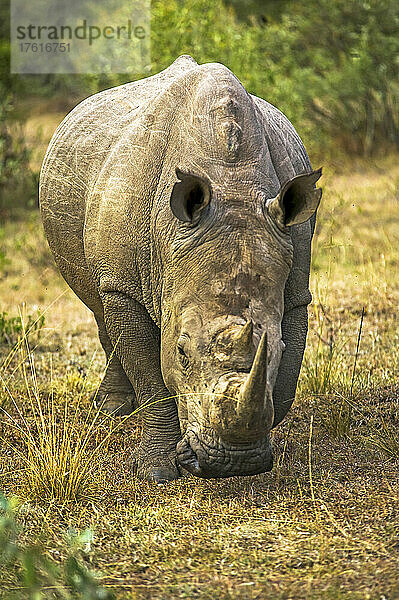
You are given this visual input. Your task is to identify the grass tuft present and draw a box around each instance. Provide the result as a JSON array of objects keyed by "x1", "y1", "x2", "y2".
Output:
[
  {"x1": 302, "y1": 290, "x2": 367, "y2": 439},
  {"x1": 0, "y1": 323, "x2": 135, "y2": 504}
]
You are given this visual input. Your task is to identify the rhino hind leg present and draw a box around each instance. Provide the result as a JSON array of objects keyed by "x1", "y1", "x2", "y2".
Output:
[{"x1": 94, "y1": 316, "x2": 136, "y2": 416}]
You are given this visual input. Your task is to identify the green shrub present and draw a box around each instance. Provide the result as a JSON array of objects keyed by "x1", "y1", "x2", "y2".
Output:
[
  {"x1": 0, "y1": 92, "x2": 36, "y2": 217},
  {"x1": 151, "y1": 0, "x2": 399, "y2": 157},
  {"x1": 0, "y1": 311, "x2": 45, "y2": 345},
  {"x1": 0, "y1": 493, "x2": 114, "y2": 599}
]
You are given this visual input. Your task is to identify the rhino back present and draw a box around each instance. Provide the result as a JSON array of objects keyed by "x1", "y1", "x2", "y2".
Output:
[{"x1": 39, "y1": 55, "x2": 199, "y2": 277}]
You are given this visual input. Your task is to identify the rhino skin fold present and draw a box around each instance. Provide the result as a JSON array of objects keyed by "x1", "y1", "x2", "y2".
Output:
[{"x1": 40, "y1": 56, "x2": 322, "y2": 482}]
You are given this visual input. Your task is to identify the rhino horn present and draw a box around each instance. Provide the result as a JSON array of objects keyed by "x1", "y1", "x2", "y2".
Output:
[
  {"x1": 231, "y1": 320, "x2": 254, "y2": 353},
  {"x1": 237, "y1": 332, "x2": 274, "y2": 431}
]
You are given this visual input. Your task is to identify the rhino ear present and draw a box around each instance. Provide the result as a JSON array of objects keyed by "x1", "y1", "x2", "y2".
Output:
[
  {"x1": 170, "y1": 169, "x2": 211, "y2": 223},
  {"x1": 267, "y1": 168, "x2": 322, "y2": 228}
]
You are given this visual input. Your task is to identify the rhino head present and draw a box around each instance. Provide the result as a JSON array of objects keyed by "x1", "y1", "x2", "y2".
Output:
[{"x1": 160, "y1": 166, "x2": 321, "y2": 479}]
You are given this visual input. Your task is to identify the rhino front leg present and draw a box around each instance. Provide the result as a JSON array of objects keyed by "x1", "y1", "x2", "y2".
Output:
[
  {"x1": 100, "y1": 290, "x2": 181, "y2": 483},
  {"x1": 272, "y1": 303, "x2": 309, "y2": 427}
]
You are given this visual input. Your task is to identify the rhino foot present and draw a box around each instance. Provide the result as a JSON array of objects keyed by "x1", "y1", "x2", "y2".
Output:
[
  {"x1": 93, "y1": 392, "x2": 135, "y2": 416},
  {"x1": 131, "y1": 442, "x2": 181, "y2": 483}
]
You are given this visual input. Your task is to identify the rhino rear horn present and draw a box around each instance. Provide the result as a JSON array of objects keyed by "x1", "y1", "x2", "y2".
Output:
[
  {"x1": 231, "y1": 320, "x2": 254, "y2": 354},
  {"x1": 267, "y1": 168, "x2": 322, "y2": 228},
  {"x1": 170, "y1": 169, "x2": 211, "y2": 223}
]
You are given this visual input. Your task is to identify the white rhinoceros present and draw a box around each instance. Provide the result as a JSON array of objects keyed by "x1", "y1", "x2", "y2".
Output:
[{"x1": 40, "y1": 55, "x2": 321, "y2": 482}]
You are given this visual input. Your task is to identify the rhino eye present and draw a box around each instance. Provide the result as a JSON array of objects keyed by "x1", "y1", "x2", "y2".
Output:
[
  {"x1": 177, "y1": 337, "x2": 190, "y2": 369},
  {"x1": 177, "y1": 340, "x2": 190, "y2": 369}
]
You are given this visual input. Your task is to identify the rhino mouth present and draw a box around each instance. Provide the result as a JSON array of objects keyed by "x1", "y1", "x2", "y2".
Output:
[{"x1": 176, "y1": 428, "x2": 273, "y2": 478}]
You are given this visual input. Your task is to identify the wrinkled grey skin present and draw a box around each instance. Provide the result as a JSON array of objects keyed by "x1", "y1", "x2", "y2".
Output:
[{"x1": 40, "y1": 55, "x2": 322, "y2": 482}]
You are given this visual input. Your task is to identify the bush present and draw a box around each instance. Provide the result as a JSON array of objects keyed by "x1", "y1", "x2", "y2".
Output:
[
  {"x1": 151, "y1": 0, "x2": 399, "y2": 157},
  {"x1": 0, "y1": 91, "x2": 36, "y2": 217},
  {"x1": 0, "y1": 311, "x2": 45, "y2": 346},
  {"x1": 0, "y1": 493, "x2": 114, "y2": 599}
]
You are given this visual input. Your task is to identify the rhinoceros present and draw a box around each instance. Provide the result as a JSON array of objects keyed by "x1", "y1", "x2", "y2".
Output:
[{"x1": 40, "y1": 55, "x2": 322, "y2": 482}]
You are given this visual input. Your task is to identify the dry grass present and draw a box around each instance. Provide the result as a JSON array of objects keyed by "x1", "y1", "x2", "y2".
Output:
[
  {"x1": 2, "y1": 353, "x2": 108, "y2": 504},
  {"x1": 0, "y1": 316, "x2": 142, "y2": 505},
  {"x1": 0, "y1": 147, "x2": 399, "y2": 598}
]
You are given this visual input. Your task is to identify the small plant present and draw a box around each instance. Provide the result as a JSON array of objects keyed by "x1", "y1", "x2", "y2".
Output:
[
  {"x1": 0, "y1": 493, "x2": 114, "y2": 599},
  {"x1": 320, "y1": 308, "x2": 366, "y2": 439},
  {"x1": 2, "y1": 353, "x2": 117, "y2": 503},
  {"x1": 302, "y1": 296, "x2": 344, "y2": 398},
  {"x1": 0, "y1": 310, "x2": 45, "y2": 345},
  {"x1": 318, "y1": 393, "x2": 355, "y2": 439},
  {"x1": 301, "y1": 276, "x2": 367, "y2": 439}
]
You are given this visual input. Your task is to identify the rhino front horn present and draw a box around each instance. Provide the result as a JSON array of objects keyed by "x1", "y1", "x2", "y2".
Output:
[{"x1": 237, "y1": 332, "x2": 274, "y2": 431}]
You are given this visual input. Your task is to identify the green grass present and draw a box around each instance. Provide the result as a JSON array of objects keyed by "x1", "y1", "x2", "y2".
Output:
[{"x1": 0, "y1": 155, "x2": 399, "y2": 598}]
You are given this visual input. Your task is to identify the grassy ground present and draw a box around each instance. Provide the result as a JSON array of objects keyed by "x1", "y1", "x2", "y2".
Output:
[{"x1": 0, "y1": 135, "x2": 398, "y2": 597}]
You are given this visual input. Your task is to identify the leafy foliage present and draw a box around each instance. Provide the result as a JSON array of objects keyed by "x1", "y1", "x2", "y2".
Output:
[
  {"x1": 0, "y1": 493, "x2": 114, "y2": 599},
  {"x1": 151, "y1": 0, "x2": 399, "y2": 156},
  {"x1": 0, "y1": 311, "x2": 45, "y2": 345},
  {"x1": 0, "y1": 93, "x2": 36, "y2": 217}
]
